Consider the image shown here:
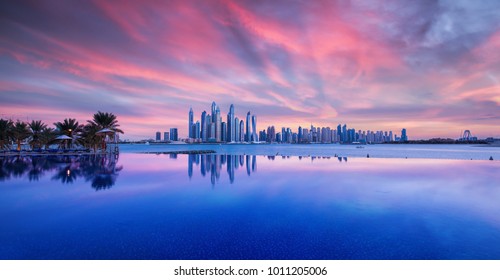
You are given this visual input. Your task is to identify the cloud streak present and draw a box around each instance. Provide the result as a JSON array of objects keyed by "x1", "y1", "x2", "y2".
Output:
[{"x1": 0, "y1": 0, "x2": 499, "y2": 139}]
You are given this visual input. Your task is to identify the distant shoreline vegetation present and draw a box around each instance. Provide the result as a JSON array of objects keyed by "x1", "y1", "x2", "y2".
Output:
[{"x1": 0, "y1": 111, "x2": 123, "y2": 153}]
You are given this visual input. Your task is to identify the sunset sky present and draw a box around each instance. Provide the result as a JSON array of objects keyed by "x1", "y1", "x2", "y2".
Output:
[{"x1": 1, "y1": 0, "x2": 499, "y2": 140}]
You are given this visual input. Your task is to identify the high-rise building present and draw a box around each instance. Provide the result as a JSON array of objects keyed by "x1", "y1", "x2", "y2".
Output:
[
  {"x1": 188, "y1": 107, "x2": 194, "y2": 139},
  {"x1": 259, "y1": 130, "x2": 266, "y2": 142},
  {"x1": 195, "y1": 121, "x2": 200, "y2": 140},
  {"x1": 227, "y1": 104, "x2": 235, "y2": 142},
  {"x1": 169, "y1": 128, "x2": 178, "y2": 141},
  {"x1": 201, "y1": 111, "x2": 207, "y2": 142},
  {"x1": 337, "y1": 124, "x2": 342, "y2": 142},
  {"x1": 164, "y1": 132, "x2": 169, "y2": 142},
  {"x1": 245, "y1": 112, "x2": 251, "y2": 142},
  {"x1": 267, "y1": 126, "x2": 275, "y2": 143},
  {"x1": 239, "y1": 120, "x2": 245, "y2": 142},
  {"x1": 221, "y1": 122, "x2": 227, "y2": 143},
  {"x1": 235, "y1": 117, "x2": 240, "y2": 142},
  {"x1": 155, "y1": 131, "x2": 161, "y2": 142},
  {"x1": 401, "y1": 128, "x2": 408, "y2": 142},
  {"x1": 342, "y1": 124, "x2": 347, "y2": 143},
  {"x1": 215, "y1": 107, "x2": 221, "y2": 142},
  {"x1": 209, "y1": 123, "x2": 215, "y2": 142},
  {"x1": 211, "y1": 102, "x2": 217, "y2": 123},
  {"x1": 251, "y1": 114, "x2": 257, "y2": 142}
]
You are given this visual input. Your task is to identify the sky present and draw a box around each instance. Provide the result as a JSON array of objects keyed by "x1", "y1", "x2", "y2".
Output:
[{"x1": 1, "y1": 0, "x2": 499, "y2": 140}]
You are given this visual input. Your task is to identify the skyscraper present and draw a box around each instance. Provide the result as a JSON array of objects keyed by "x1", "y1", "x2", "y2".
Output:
[
  {"x1": 342, "y1": 124, "x2": 347, "y2": 143},
  {"x1": 215, "y1": 107, "x2": 221, "y2": 142},
  {"x1": 251, "y1": 114, "x2": 257, "y2": 142},
  {"x1": 169, "y1": 128, "x2": 178, "y2": 141},
  {"x1": 195, "y1": 121, "x2": 200, "y2": 140},
  {"x1": 337, "y1": 124, "x2": 342, "y2": 142},
  {"x1": 201, "y1": 111, "x2": 207, "y2": 142},
  {"x1": 245, "y1": 111, "x2": 251, "y2": 142},
  {"x1": 234, "y1": 117, "x2": 240, "y2": 142},
  {"x1": 188, "y1": 107, "x2": 194, "y2": 139},
  {"x1": 401, "y1": 128, "x2": 408, "y2": 142},
  {"x1": 221, "y1": 122, "x2": 227, "y2": 143},
  {"x1": 211, "y1": 101, "x2": 217, "y2": 123},
  {"x1": 239, "y1": 120, "x2": 245, "y2": 142},
  {"x1": 155, "y1": 131, "x2": 161, "y2": 142},
  {"x1": 228, "y1": 104, "x2": 235, "y2": 142}
]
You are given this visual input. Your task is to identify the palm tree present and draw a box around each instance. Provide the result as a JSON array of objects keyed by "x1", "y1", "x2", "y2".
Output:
[
  {"x1": 39, "y1": 127, "x2": 56, "y2": 149},
  {"x1": 81, "y1": 123, "x2": 101, "y2": 152},
  {"x1": 28, "y1": 120, "x2": 47, "y2": 150},
  {"x1": 0, "y1": 119, "x2": 14, "y2": 150},
  {"x1": 88, "y1": 111, "x2": 124, "y2": 133},
  {"x1": 88, "y1": 112, "x2": 124, "y2": 152},
  {"x1": 11, "y1": 120, "x2": 30, "y2": 151},
  {"x1": 54, "y1": 118, "x2": 83, "y2": 149}
]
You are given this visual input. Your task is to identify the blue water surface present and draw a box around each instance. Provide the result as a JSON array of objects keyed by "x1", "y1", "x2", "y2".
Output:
[{"x1": 0, "y1": 153, "x2": 499, "y2": 259}]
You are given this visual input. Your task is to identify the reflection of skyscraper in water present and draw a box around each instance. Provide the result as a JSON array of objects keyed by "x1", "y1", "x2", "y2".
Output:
[
  {"x1": 239, "y1": 155, "x2": 244, "y2": 167},
  {"x1": 227, "y1": 155, "x2": 235, "y2": 183},
  {"x1": 246, "y1": 155, "x2": 251, "y2": 176},
  {"x1": 200, "y1": 154, "x2": 206, "y2": 176},
  {"x1": 188, "y1": 154, "x2": 201, "y2": 179},
  {"x1": 215, "y1": 154, "x2": 221, "y2": 180},
  {"x1": 190, "y1": 154, "x2": 257, "y2": 185},
  {"x1": 188, "y1": 154, "x2": 194, "y2": 178},
  {"x1": 210, "y1": 155, "x2": 216, "y2": 185},
  {"x1": 252, "y1": 155, "x2": 256, "y2": 172}
]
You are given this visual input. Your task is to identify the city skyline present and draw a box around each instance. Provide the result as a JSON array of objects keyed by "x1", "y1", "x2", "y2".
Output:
[
  {"x1": 1, "y1": 1, "x2": 500, "y2": 140},
  {"x1": 180, "y1": 101, "x2": 401, "y2": 144}
]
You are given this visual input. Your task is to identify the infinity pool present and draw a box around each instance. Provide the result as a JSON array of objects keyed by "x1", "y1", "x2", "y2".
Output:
[{"x1": 1, "y1": 154, "x2": 499, "y2": 259}]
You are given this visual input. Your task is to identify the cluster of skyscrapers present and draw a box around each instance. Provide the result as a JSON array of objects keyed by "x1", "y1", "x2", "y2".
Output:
[
  {"x1": 185, "y1": 102, "x2": 407, "y2": 144},
  {"x1": 155, "y1": 128, "x2": 178, "y2": 142},
  {"x1": 188, "y1": 102, "x2": 258, "y2": 143},
  {"x1": 262, "y1": 124, "x2": 405, "y2": 144}
]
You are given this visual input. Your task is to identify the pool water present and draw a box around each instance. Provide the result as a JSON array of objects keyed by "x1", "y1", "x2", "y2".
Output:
[{"x1": 1, "y1": 153, "x2": 499, "y2": 259}]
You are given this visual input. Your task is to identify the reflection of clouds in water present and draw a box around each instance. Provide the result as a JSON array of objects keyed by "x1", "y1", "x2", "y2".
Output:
[{"x1": 0, "y1": 154, "x2": 122, "y2": 190}]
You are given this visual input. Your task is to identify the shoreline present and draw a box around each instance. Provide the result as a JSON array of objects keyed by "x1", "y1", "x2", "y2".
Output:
[
  {"x1": 0, "y1": 151, "x2": 111, "y2": 157},
  {"x1": 1, "y1": 150, "x2": 496, "y2": 162}
]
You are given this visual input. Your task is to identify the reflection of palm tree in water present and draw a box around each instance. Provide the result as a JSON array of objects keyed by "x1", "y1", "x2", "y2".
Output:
[
  {"x1": 0, "y1": 156, "x2": 31, "y2": 181},
  {"x1": 81, "y1": 154, "x2": 123, "y2": 191},
  {"x1": 0, "y1": 155, "x2": 122, "y2": 190},
  {"x1": 52, "y1": 164, "x2": 81, "y2": 184}
]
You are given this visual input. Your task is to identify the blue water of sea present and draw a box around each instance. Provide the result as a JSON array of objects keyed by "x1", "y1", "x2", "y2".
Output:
[{"x1": 0, "y1": 145, "x2": 499, "y2": 259}]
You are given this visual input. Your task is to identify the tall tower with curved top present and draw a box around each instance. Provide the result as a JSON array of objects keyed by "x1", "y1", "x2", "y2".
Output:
[{"x1": 188, "y1": 107, "x2": 193, "y2": 139}]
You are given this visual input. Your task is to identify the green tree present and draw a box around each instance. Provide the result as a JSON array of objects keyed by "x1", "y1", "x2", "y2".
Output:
[
  {"x1": 11, "y1": 120, "x2": 30, "y2": 151},
  {"x1": 28, "y1": 120, "x2": 47, "y2": 150},
  {"x1": 0, "y1": 119, "x2": 14, "y2": 150}
]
